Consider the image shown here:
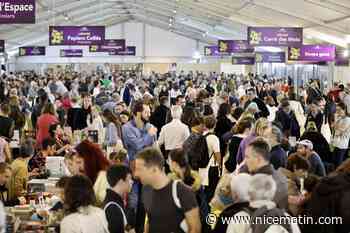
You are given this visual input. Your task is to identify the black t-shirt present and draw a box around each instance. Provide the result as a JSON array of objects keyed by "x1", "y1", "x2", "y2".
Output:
[
  {"x1": 142, "y1": 180, "x2": 198, "y2": 233},
  {"x1": 0, "y1": 116, "x2": 14, "y2": 140}
]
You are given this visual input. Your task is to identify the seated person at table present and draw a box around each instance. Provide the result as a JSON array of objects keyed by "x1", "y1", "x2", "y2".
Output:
[
  {"x1": 8, "y1": 139, "x2": 38, "y2": 202},
  {"x1": 0, "y1": 162, "x2": 25, "y2": 206},
  {"x1": 29, "y1": 138, "x2": 56, "y2": 174},
  {"x1": 60, "y1": 175, "x2": 109, "y2": 233},
  {"x1": 104, "y1": 165, "x2": 134, "y2": 233},
  {"x1": 109, "y1": 149, "x2": 128, "y2": 165}
]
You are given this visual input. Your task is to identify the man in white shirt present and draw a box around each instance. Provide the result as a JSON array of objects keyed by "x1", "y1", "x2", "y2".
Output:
[{"x1": 158, "y1": 106, "x2": 190, "y2": 152}]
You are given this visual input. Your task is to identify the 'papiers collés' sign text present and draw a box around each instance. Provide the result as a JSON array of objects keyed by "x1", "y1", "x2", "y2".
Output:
[
  {"x1": 49, "y1": 26, "x2": 105, "y2": 46},
  {"x1": 0, "y1": 0, "x2": 35, "y2": 24}
]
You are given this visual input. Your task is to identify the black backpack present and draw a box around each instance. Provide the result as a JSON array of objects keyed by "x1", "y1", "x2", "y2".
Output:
[{"x1": 183, "y1": 132, "x2": 214, "y2": 170}]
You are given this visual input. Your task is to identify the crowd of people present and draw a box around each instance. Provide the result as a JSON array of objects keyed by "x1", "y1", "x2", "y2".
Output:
[{"x1": 0, "y1": 70, "x2": 349, "y2": 233}]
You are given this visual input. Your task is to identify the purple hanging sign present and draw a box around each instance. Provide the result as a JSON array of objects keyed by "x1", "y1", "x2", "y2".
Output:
[
  {"x1": 218, "y1": 40, "x2": 254, "y2": 54},
  {"x1": 204, "y1": 46, "x2": 220, "y2": 56},
  {"x1": 0, "y1": 40, "x2": 4, "y2": 53},
  {"x1": 288, "y1": 45, "x2": 335, "y2": 61},
  {"x1": 0, "y1": 0, "x2": 35, "y2": 24},
  {"x1": 89, "y1": 39, "x2": 125, "y2": 52},
  {"x1": 109, "y1": 46, "x2": 136, "y2": 56},
  {"x1": 256, "y1": 52, "x2": 286, "y2": 63},
  {"x1": 232, "y1": 56, "x2": 255, "y2": 65},
  {"x1": 49, "y1": 26, "x2": 105, "y2": 46},
  {"x1": 18, "y1": 46, "x2": 45, "y2": 56},
  {"x1": 60, "y1": 49, "x2": 83, "y2": 57},
  {"x1": 248, "y1": 27, "x2": 303, "y2": 47}
]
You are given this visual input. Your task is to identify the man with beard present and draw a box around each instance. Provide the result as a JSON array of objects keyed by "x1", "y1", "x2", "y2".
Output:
[{"x1": 122, "y1": 100, "x2": 157, "y2": 233}]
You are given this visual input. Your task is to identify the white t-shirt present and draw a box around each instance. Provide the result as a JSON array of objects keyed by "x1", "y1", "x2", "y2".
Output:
[
  {"x1": 332, "y1": 116, "x2": 350, "y2": 149},
  {"x1": 199, "y1": 132, "x2": 220, "y2": 186}
]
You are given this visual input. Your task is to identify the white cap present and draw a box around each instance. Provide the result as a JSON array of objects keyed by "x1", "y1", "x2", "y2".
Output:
[{"x1": 297, "y1": 139, "x2": 313, "y2": 150}]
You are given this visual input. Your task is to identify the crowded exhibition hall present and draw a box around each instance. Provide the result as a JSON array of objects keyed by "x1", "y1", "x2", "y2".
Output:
[{"x1": 1, "y1": 0, "x2": 350, "y2": 232}]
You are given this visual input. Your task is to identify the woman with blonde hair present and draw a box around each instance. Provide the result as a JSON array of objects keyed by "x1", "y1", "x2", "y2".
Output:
[{"x1": 236, "y1": 117, "x2": 269, "y2": 165}]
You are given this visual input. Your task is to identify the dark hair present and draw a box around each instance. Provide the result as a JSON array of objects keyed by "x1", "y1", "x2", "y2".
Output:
[
  {"x1": 42, "y1": 137, "x2": 55, "y2": 151},
  {"x1": 280, "y1": 98, "x2": 290, "y2": 108},
  {"x1": 337, "y1": 102, "x2": 348, "y2": 116},
  {"x1": 75, "y1": 140, "x2": 110, "y2": 183},
  {"x1": 160, "y1": 96, "x2": 168, "y2": 105},
  {"x1": 286, "y1": 153, "x2": 310, "y2": 172},
  {"x1": 120, "y1": 110, "x2": 130, "y2": 117},
  {"x1": 132, "y1": 100, "x2": 145, "y2": 116},
  {"x1": 247, "y1": 137, "x2": 271, "y2": 162},
  {"x1": 176, "y1": 95, "x2": 185, "y2": 103},
  {"x1": 204, "y1": 115, "x2": 216, "y2": 129},
  {"x1": 103, "y1": 109, "x2": 120, "y2": 126},
  {"x1": 217, "y1": 103, "x2": 232, "y2": 119},
  {"x1": 106, "y1": 165, "x2": 131, "y2": 187},
  {"x1": 181, "y1": 107, "x2": 203, "y2": 128},
  {"x1": 169, "y1": 149, "x2": 194, "y2": 186},
  {"x1": 0, "y1": 103, "x2": 10, "y2": 115},
  {"x1": 233, "y1": 117, "x2": 254, "y2": 134},
  {"x1": 64, "y1": 175, "x2": 96, "y2": 214},
  {"x1": 19, "y1": 139, "x2": 35, "y2": 158},
  {"x1": 56, "y1": 176, "x2": 70, "y2": 189},
  {"x1": 0, "y1": 162, "x2": 10, "y2": 174},
  {"x1": 232, "y1": 107, "x2": 244, "y2": 120},
  {"x1": 136, "y1": 147, "x2": 164, "y2": 170}
]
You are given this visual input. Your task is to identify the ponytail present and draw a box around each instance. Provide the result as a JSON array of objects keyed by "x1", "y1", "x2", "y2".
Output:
[{"x1": 183, "y1": 164, "x2": 195, "y2": 186}]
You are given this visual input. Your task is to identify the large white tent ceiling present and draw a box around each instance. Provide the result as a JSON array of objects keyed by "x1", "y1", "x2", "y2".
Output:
[{"x1": 1, "y1": 0, "x2": 350, "y2": 53}]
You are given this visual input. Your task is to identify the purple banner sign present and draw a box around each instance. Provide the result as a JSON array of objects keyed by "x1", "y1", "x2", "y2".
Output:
[
  {"x1": 0, "y1": 0, "x2": 35, "y2": 24},
  {"x1": 60, "y1": 49, "x2": 83, "y2": 57},
  {"x1": 288, "y1": 45, "x2": 335, "y2": 61},
  {"x1": 90, "y1": 39, "x2": 125, "y2": 52},
  {"x1": 49, "y1": 26, "x2": 105, "y2": 46},
  {"x1": 109, "y1": 46, "x2": 136, "y2": 56},
  {"x1": 204, "y1": 46, "x2": 220, "y2": 56},
  {"x1": 19, "y1": 46, "x2": 45, "y2": 56},
  {"x1": 218, "y1": 40, "x2": 254, "y2": 54},
  {"x1": 232, "y1": 56, "x2": 255, "y2": 65},
  {"x1": 256, "y1": 52, "x2": 286, "y2": 63},
  {"x1": 0, "y1": 40, "x2": 4, "y2": 53},
  {"x1": 248, "y1": 27, "x2": 303, "y2": 47}
]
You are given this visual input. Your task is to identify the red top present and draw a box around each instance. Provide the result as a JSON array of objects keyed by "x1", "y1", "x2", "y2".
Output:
[
  {"x1": 61, "y1": 98, "x2": 72, "y2": 110},
  {"x1": 36, "y1": 114, "x2": 59, "y2": 147}
]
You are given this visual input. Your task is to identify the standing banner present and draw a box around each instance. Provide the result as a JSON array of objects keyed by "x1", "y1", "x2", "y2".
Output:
[
  {"x1": 49, "y1": 26, "x2": 105, "y2": 46},
  {"x1": 232, "y1": 56, "x2": 255, "y2": 65},
  {"x1": 60, "y1": 49, "x2": 83, "y2": 57},
  {"x1": 89, "y1": 39, "x2": 125, "y2": 52},
  {"x1": 218, "y1": 40, "x2": 254, "y2": 54},
  {"x1": 255, "y1": 52, "x2": 286, "y2": 63},
  {"x1": 109, "y1": 46, "x2": 136, "y2": 56},
  {"x1": 248, "y1": 27, "x2": 303, "y2": 47},
  {"x1": 204, "y1": 46, "x2": 220, "y2": 56},
  {"x1": 288, "y1": 45, "x2": 335, "y2": 61},
  {"x1": 18, "y1": 46, "x2": 45, "y2": 56},
  {"x1": 0, "y1": 0, "x2": 35, "y2": 24},
  {"x1": 0, "y1": 40, "x2": 4, "y2": 53}
]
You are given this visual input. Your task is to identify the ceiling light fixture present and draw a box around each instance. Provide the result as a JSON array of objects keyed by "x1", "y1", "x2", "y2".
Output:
[{"x1": 173, "y1": 10, "x2": 177, "y2": 14}]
